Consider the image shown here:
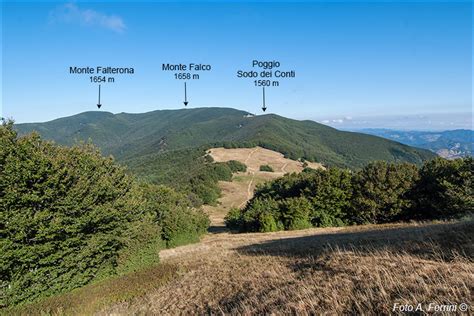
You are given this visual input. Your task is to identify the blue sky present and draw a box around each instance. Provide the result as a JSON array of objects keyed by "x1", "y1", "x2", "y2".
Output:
[{"x1": 1, "y1": 1, "x2": 472, "y2": 130}]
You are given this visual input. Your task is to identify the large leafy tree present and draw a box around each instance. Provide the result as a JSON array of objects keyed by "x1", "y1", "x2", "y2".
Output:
[
  {"x1": 0, "y1": 122, "x2": 209, "y2": 306},
  {"x1": 349, "y1": 161, "x2": 419, "y2": 224},
  {"x1": 0, "y1": 122, "x2": 145, "y2": 305},
  {"x1": 411, "y1": 157, "x2": 473, "y2": 219}
]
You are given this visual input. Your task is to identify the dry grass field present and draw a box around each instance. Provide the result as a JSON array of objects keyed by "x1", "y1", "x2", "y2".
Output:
[
  {"x1": 10, "y1": 221, "x2": 473, "y2": 315},
  {"x1": 104, "y1": 221, "x2": 473, "y2": 315}
]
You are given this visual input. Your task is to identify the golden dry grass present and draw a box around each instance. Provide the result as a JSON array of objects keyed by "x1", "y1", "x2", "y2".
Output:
[
  {"x1": 208, "y1": 147, "x2": 323, "y2": 175},
  {"x1": 102, "y1": 221, "x2": 473, "y2": 315}
]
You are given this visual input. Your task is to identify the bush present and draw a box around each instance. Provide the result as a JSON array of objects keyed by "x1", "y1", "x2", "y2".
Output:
[
  {"x1": 0, "y1": 122, "x2": 210, "y2": 307},
  {"x1": 224, "y1": 208, "x2": 243, "y2": 231},
  {"x1": 279, "y1": 197, "x2": 313, "y2": 230},
  {"x1": 141, "y1": 184, "x2": 210, "y2": 248},
  {"x1": 258, "y1": 212, "x2": 280, "y2": 232},
  {"x1": 0, "y1": 124, "x2": 145, "y2": 305},
  {"x1": 259, "y1": 164, "x2": 274, "y2": 172},
  {"x1": 227, "y1": 158, "x2": 473, "y2": 233},
  {"x1": 410, "y1": 157, "x2": 473, "y2": 219},
  {"x1": 304, "y1": 168, "x2": 352, "y2": 227},
  {"x1": 349, "y1": 161, "x2": 419, "y2": 224},
  {"x1": 234, "y1": 168, "x2": 353, "y2": 232},
  {"x1": 209, "y1": 163, "x2": 233, "y2": 182},
  {"x1": 227, "y1": 160, "x2": 247, "y2": 173},
  {"x1": 242, "y1": 198, "x2": 280, "y2": 232}
]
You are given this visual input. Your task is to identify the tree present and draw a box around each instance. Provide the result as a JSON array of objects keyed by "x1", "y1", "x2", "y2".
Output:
[
  {"x1": 259, "y1": 165, "x2": 274, "y2": 172},
  {"x1": 0, "y1": 123, "x2": 144, "y2": 305},
  {"x1": 304, "y1": 168, "x2": 352, "y2": 227},
  {"x1": 349, "y1": 161, "x2": 419, "y2": 224},
  {"x1": 410, "y1": 157, "x2": 473, "y2": 219}
]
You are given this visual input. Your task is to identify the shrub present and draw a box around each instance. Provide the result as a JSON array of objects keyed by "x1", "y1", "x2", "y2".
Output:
[
  {"x1": 258, "y1": 212, "x2": 280, "y2": 232},
  {"x1": 141, "y1": 184, "x2": 210, "y2": 247},
  {"x1": 0, "y1": 122, "x2": 210, "y2": 307},
  {"x1": 209, "y1": 163, "x2": 233, "y2": 182},
  {"x1": 304, "y1": 168, "x2": 352, "y2": 227},
  {"x1": 349, "y1": 162, "x2": 419, "y2": 224},
  {"x1": 227, "y1": 160, "x2": 247, "y2": 173},
  {"x1": 242, "y1": 198, "x2": 280, "y2": 232},
  {"x1": 410, "y1": 157, "x2": 473, "y2": 219},
  {"x1": 227, "y1": 158, "x2": 473, "y2": 233},
  {"x1": 278, "y1": 197, "x2": 313, "y2": 230},
  {"x1": 259, "y1": 164, "x2": 274, "y2": 172},
  {"x1": 224, "y1": 208, "x2": 243, "y2": 231},
  {"x1": 0, "y1": 124, "x2": 145, "y2": 305},
  {"x1": 234, "y1": 168, "x2": 353, "y2": 232}
]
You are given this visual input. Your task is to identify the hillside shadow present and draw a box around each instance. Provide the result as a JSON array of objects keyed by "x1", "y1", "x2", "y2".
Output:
[
  {"x1": 208, "y1": 225, "x2": 230, "y2": 234},
  {"x1": 235, "y1": 221, "x2": 474, "y2": 262}
]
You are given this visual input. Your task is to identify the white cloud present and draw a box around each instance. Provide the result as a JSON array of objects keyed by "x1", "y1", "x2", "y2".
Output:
[{"x1": 50, "y1": 3, "x2": 126, "y2": 33}]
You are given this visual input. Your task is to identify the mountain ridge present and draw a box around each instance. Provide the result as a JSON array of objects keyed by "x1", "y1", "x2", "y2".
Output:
[
  {"x1": 15, "y1": 107, "x2": 436, "y2": 169},
  {"x1": 356, "y1": 128, "x2": 473, "y2": 159}
]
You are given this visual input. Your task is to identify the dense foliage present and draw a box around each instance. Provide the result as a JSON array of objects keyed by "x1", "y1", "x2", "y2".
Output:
[
  {"x1": 226, "y1": 158, "x2": 473, "y2": 232},
  {"x1": 259, "y1": 164, "x2": 274, "y2": 172},
  {"x1": 126, "y1": 148, "x2": 246, "y2": 206},
  {"x1": 226, "y1": 160, "x2": 247, "y2": 173},
  {"x1": 410, "y1": 158, "x2": 473, "y2": 219},
  {"x1": 0, "y1": 122, "x2": 209, "y2": 307},
  {"x1": 349, "y1": 162, "x2": 419, "y2": 224}
]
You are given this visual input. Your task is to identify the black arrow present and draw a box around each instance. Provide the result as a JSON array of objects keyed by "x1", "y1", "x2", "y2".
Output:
[
  {"x1": 262, "y1": 86, "x2": 267, "y2": 112},
  {"x1": 183, "y1": 82, "x2": 188, "y2": 106},
  {"x1": 97, "y1": 84, "x2": 102, "y2": 109}
]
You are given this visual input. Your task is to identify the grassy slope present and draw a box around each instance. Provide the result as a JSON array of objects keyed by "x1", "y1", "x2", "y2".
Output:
[
  {"x1": 16, "y1": 107, "x2": 435, "y2": 171},
  {"x1": 9, "y1": 220, "x2": 473, "y2": 315}
]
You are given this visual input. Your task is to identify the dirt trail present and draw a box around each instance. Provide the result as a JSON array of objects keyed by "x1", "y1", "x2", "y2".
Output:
[{"x1": 204, "y1": 147, "x2": 324, "y2": 227}]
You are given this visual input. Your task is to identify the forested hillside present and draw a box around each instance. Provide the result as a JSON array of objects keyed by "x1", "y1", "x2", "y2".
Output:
[{"x1": 16, "y1": 108, "x2": 435, "y2": 170}]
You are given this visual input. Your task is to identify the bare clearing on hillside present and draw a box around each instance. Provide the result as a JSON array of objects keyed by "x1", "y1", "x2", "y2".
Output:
[
  {"x1": 103, "y1": 221, "x2": 473, "y2": 315},
  {"x1": 204, "y1": 147, "x2": 324, "y2": 227},
  {"x1": 209, "y1": 146, "x2": 323, "y2": 175}
]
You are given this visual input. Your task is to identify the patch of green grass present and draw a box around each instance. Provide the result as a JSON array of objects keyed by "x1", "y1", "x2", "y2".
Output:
[
  {"x1": 5, "y1": 263, "x2": 180, "y2": 316},
  {"x1": 233, "y1": 175, "x2": 253, "y2": 182}
]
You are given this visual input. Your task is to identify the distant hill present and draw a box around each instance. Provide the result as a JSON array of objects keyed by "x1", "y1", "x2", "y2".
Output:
[
  {"x1": 356, "y1": 129, "x2": 473, "y2": 159},
  {"x1": 15, "y1": 107, "x2": 435, "y2": 170}
]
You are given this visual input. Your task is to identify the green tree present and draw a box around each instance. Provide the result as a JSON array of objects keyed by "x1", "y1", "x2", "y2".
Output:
[
  {"x1": 303, "y1": 168, "x2": 352, "y2": 227},
  {"x1": 226, "y1": 160, "x2": 247, "y2": 173},
  {"x1": 278, "y1": 197, "x2": 313, "y2": 230},
  {"x1": 0, "y1": 122, "x2": 210, "y2": 306},
  {"x1": 410, "y1": 157, "x2": 473, "y2": 219},
  {"x1": 349, "y1": 161, "x2": 419, "y2": 224},
  {"x1": 259, "y1": 164, "x2": 274, "y2": 172},
  {"x1": 0, "y1": 124, "x2": 145, "y2": 305}
]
